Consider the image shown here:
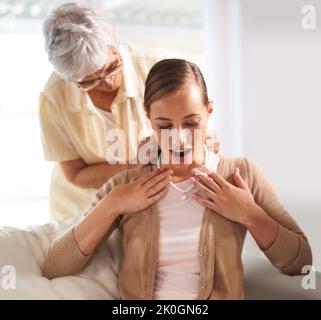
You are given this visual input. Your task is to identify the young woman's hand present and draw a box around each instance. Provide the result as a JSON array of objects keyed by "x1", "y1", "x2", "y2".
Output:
[
  {"x1": 190, "y1": 167, "x2": 258, "y2": 225},
  {"x1": 107, "y1": 168, "x2": 173, "y2": 216}
]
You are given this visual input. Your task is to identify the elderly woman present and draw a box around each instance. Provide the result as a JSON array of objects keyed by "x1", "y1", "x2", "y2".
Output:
[
  {"x1": 42, "y1": 59, "x2": 312, "y2": 300},
  {"x1": 39, "y1": 2, "x2": 220, "y2": 222},
  {"x1": 39, "y1": 2, "x2": 165, "y2": 221}
]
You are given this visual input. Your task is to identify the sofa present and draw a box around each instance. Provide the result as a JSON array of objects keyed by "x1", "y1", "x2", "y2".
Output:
[{"x1": 0, "y1": 221, "x2": 320, "y2": 300}]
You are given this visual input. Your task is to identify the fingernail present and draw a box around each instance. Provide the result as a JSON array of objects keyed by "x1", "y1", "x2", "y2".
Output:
[{"x1": 236, "y1": 167, "x2": 239, "y2": 175}]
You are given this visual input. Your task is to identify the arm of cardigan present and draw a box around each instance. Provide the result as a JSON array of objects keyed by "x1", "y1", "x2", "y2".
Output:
[
  {"x1": 42, "y1": 211, "x2": 123, "y2": 279},
  {"x1": 41, "y1": 170, "x2": 129, "y2": 279},
  {"x1": 262, "y1": 223, "x2": 312, "y2": 276},
  {"x1": 41, "y1": 227, "x2": 92, "y2": 279},
  {"x1": 42, "y1": 212, "x2": 123, "y2": 279}
]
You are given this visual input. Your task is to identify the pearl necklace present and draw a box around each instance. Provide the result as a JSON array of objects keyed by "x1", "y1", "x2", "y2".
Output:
[{"x1": 156, "y1": 145, "x2": 209, "y2": 200}]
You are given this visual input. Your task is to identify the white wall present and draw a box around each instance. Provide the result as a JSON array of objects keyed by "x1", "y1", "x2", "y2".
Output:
[{"x1": 204, "y1": 0, "x2": 321, "y2": 270}]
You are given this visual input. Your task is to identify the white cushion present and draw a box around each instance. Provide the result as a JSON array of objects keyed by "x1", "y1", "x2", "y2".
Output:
[{"x1": 0, "y1": 221, "x2": 122, "y2": 299}]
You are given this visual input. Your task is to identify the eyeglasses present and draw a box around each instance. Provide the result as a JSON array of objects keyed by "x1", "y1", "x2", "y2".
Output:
[{"x1": 75, "y1": 50, "x2": 123, "y2": 91}]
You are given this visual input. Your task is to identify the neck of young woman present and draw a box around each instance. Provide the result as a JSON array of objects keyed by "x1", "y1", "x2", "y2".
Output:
[{"x1": 165, "y1": 163, "x2": 199, "y2": 183}]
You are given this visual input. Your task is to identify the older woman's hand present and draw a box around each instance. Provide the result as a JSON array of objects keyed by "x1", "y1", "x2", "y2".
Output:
[{"x1": 190, "y1": 167, "x2": 258, "y2": 225}]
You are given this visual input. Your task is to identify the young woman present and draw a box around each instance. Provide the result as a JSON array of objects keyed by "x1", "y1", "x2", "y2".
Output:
[{"x1": 42, "y1": 59, "x2": 312, "y2": 300}]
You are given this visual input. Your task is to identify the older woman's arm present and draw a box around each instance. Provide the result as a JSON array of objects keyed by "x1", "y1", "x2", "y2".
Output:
[{"x1": 60, "y1": 158, "x2": 141, "y2": 189}]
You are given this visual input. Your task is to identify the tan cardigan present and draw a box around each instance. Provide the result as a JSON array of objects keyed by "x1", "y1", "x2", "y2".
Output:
[{"x1": 42, "y1": 156, "x2": 313, "y2": 299}]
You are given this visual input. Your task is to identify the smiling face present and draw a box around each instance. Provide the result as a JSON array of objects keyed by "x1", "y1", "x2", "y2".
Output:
[{"x1": 148, "y1": 84, "x2": 213, "y2": 169}]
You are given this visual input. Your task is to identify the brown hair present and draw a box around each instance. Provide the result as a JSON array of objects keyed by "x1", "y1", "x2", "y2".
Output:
[{"x1": 144, "y1": 59, "x2": 209, "y2": 114}]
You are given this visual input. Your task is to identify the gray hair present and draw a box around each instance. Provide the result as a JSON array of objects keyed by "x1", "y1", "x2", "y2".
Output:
[{"x1": 43, "y1": 2, "x2": 116, "y2": 82}]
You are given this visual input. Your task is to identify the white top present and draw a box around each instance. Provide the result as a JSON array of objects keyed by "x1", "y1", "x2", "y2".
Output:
[{"x1": 153, "y1": 150, "x2": 220, "y2": 300}]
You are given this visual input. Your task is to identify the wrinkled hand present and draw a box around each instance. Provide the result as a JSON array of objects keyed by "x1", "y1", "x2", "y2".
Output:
[
  {"x1": 191, "y1": 167, "x2": 257, "y2": 225},
  {"x1": 107, "y1": 168, "x2": 173, "y2": 215}
]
